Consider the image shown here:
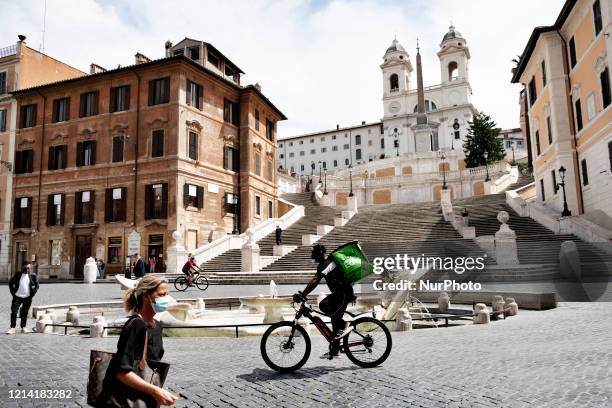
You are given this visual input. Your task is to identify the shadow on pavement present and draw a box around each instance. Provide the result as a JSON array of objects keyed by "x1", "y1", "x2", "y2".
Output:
[{"x1": 237, "y1": 365, "x2": 380, "y2": 382}]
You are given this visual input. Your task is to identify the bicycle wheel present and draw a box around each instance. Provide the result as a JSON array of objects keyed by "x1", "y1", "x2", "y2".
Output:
[
  {"x1": 195, "y1": 275, "x2": 209, "y2": 291},
  {"x1": 174, "y1": 276, "x2": 189, "y2": 292},
  {"x1": 343, "y1": 317, "x2": 392, "y2": 368},
  {"x1": 261, "y1": 321, "x2": 311, "y2": 373}
]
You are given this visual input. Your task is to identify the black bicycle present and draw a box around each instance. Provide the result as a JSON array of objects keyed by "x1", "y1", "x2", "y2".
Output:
[
  {"x1": 260, "y1": 297, "x2": 392, "y2": 372},
  {"x1": 174, "y1": 270, "x2": 209, "y2": 292}
]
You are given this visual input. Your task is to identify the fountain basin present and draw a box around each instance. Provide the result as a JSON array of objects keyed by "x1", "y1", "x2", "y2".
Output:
[{"x1": 239, "y1": 296, "x2": 293, "y2": 324}]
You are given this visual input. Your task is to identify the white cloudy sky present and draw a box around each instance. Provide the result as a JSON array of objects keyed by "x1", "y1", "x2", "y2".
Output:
[{"x1": 1, "y1": 0, "x2": 565, "y2": 137}]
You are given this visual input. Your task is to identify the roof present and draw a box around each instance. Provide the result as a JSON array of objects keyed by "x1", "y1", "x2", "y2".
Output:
[
  {"x1": 11, "y1": 54, "x2": 286, "y2": 120},
  {"x1": 441, "y1": 25, "x2": 464, "y2": 44},
  {"x1": 511, "y1": 0, "x2": 576, "y2": 83},
  {"x1": 173, "y1": 37, "x2": 244, "y2": 74},
  {"x1": 279, "y1": 121, "x2": 382, "y2": 141},
  {"x1": 385, "y1": 39, "x2": 406, "y2": 55}
]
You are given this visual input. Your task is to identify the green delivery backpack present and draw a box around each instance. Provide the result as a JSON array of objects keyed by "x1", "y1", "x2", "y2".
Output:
[{"x1": 329, "y1": 241, "x2": 373, "y2": 284}]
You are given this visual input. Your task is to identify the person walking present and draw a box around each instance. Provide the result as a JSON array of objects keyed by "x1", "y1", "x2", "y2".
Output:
[
  {"x1": 7, "y1": 260, "x2": 39, "y2": 334},
  {"x1": 96, "y1": 258, "x2": 106, "y2": 279},
  {"x1": 275, "y1": 225, "x2": 283, "y2": 245},
  {"x1": 133, "y1": 254, "x2": 146, "y2": 279},
  {"x1": 97, "y1": 275, "x2": 177, "y2": 407},
  {"x1": 148, "y1": 256, "x2": 156, "y2": 274}
]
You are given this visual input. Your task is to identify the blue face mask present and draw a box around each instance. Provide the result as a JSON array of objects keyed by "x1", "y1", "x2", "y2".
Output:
[{"x1": 150, "y1": 295, "x2": 170, "y2": 313}]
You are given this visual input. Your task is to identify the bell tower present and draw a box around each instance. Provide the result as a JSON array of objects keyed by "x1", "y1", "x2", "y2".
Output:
[
  {"x1": 437, "y1": 25, "x2": 470, "y2": 84},
  {"x1": 381, "y1": 38, "x2": 413, "y2": 117}
]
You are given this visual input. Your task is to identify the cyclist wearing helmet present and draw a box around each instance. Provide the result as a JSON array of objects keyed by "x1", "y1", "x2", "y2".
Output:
[{"x1": 294, "y1": 243, "x2": 356, "y2": 358}]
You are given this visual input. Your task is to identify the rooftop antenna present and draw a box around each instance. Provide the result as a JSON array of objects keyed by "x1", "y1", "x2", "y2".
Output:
[{"x1": 40, "y1": 0, "x2": 47, "y2": 52}]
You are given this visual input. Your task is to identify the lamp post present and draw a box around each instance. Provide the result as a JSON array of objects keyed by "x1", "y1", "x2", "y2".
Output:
[
  {"x1": 323, "y1": 168, "x2": 328, "y2": 195},
  {"x1": 318, "y1": 160, "x2": 322, "y2": 180},
  {"x1": 348, "y1": 165, "x2": 354, "y2": 197},
  {"x1": 441, "y1": 153, "x2": 448, "y2": 190},
  {"x1": 364, "y1": 170, "x2": 368, "y2": 204},
  {"x1": 558, "y1": 165, "x2": 572, "y2": 217},
  {"x1": 310, "y1": 161, "x2": 314, "y2": 176},
  {"x1": 484, "y1": 151, "x2": 490, "y2": 182},
  {"x1": 392, "y1": 128, "x2": 400, "y2": 157},
  {"x1": 509, "y1": 140, "x2": 516, "y2": 165}
]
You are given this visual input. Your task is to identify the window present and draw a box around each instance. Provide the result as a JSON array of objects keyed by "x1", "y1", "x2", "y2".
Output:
[
  {"x1": 279, "y1": 153, "x2": 284, "y2": 159},
  {"x1": 574, "y1": 99, "x2": 583, "y2": 131},
  {"x1": 105, "y1": 187, "x2": 127, "y2": 222},
  {"x1": 300, "y1": 164, "x2": 304, "y2": 171},
  {"x1": 448, "y1": 61, "x2": 458, "y2": 81},
  {"x1": 75, "y1": 191, "x2": 95, "y2": 224},
  {"x1": 310, "y1": 138, "x2": 314, "y2": 144},
  {"x1": 356, "y1": 149, "x2": 362, "y2": 160},
  {"x1": 112, "y1": 136, "x2": 124, "y2": 163},
  {"x1": 183, "y1": 184, "x2": 204, "y2": 208},
  {"x1": 380, "y1": 138, "x2": 385, "y2": 148},
  {"x1": 76, "y1": 140, "x2": 96, "y2": 166},
  {"x1": 255, "y1": 195, "x2": 261, "y2": 216},
  {"x1": 48, "y1": 145, "x2": 67, "y2": 170},
  {"x1": 148, "y1": 78, "x2": 170, "y2": 106},
  {"x1": 0, "y1": 71, "x2": 6, "y2": 94},
  {"x1": 321, "y1": 147, "x2": 327, "y2": 153},
  {"x1": 20, "y1": 104, "x2": 36, "y2": 128},
  {"x1": 107, "y1": 237, "x2": 122, "y2": 264},
  {"x1": 311, "y1": 162, "x2": 315, "y2": 170},
  {"x1": 189, "y1": 46, "x2": 200, "y2": 61},
  {"x1": 581, "y1": 159, "x2": 589, "y2": 186},
  {"x1": 151, "y1": 129, "x2": 164, "y2": 157},
  {"x1": 332, "y1": 135, "x2": 336, "y2": 140},
  {"x1": 569, "y1": 37, "x2": 577, "y2": 68},
  {"x1": 223, "y1": 145, "x2": 239, "y2": 172},
  {"x1": 601, "y1": 67, "x2": 610, "y2": 109},
  {"x1": 268, "y1": 200, "x2": 273, "y2": 218},
  {"x1": 540, "y1": 179, "x2": 546, "y2": 201},
  {"x1": 224, "y1": 98, "x2": 239, "y2": 126},
  {"x1": 343, "y1": 144, "x2": 349, "y2": 150},
  {"x1": 188, "y1": 131, "x2": 198, "y2": 160},
  {"x1": 355, "y1": 135, "x2": 361, "y2": 145},
  {"x1": 321, "y1": 137, "x2": 325, "y2": 142},
  {"x1": 207, "y1": 51, "x2": 220, "y2": 68},
  {"x1": 14, "y1": 197, "x2": 32, "y2": 228},
  {"x1": 328, "y1": 146, "x2": 335, "y2": 152},
  {"x1": 389, "y1": 74, "x2": 399, "y2": 91},
  {"x1": 310, "y1": 149, "x2": 315, "y2": 154},
  {"x1": 322, "y1": 161, "x2": 327, "y2": 169},
  {"x1": 393, "y1": 139, "x2": 399, "y2": 148},
  {"x1": 225, "y1": 192, "x2": 238, "y2": 214},
  {"x1": 79, "y1": 91, "x2": 99, "y2": 117},
  {"x1": 345, "y1": 158, "x2": 349, "y2": 165},
  {"x1": 186, "y1": 80, "x2": 203, "y2": 109},
  {"x1": 145, "y1": 183, "x2": 168, "y2": 219},
  {"x1": 14, "y1": 150, "x2": 34, "y2": 174},
  {"x1": 291, "y1": 152, "x2": 297, "y2": 157},
  {"x1": 52, "y1": 97, "x2": 70, "y2": 122},
  {"x1": 528, "y1": 77, "x2": 537, "y2": 106},
  {"x1": 255, "y1": 109, "x2": 260, "y2": 131},
  {"x1": 298, "y1": 141, "x2": 302, "y2": 145},
  {"x1": 551, "y1": 170, "x2": 558, "y2": 194},
  {"x1": 546, "y1": 116, "x2": 553, "y2": 144},
  {"x1": 173, "y1": 49, "x2": 184, "y2": 56},
  {"x1": 225, "y1": 65, "x2": 235, "y2": 77},
  {"x1": 541, "y1": 60, "x2": 547, "y2": 87},
  {"x1": 254, "y1": 151, "x2": 261, "y2": 175},
  {"x1": 587, "y1": 93, "x2": 596, "y2": 121},
  {"x1": 46, "y1": 193, "x2": 65, "y2": 226},
  {"x1": 110, "y1": 85, "x2": 130, "y2": 112},
  {"x1": 535, "y1": 130, "x2": 541, "y2": 155},
  {"x1": 454, "y1": 130, "x2": 460, "y2": 139},
  {"x1": 266, "y1": 160, "x2": 273, "y2": 181},
  {"x1": 0, "y1": 109, "x2": 6, "y2": 132},
  {"x1": 593, "y1": 0, "x2": 603, "y2": 35},
  {"x1": 266, "y1": 119, "x2": 274, "y2": 141}
]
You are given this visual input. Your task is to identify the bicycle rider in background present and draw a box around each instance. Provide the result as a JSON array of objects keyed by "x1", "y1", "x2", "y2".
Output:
[
  {"x1": 294, "y1": 243, "x2": 357, "y2": 359},
  {"x1": 181, "y1": 254, "x2": 200, "y2": 286}
]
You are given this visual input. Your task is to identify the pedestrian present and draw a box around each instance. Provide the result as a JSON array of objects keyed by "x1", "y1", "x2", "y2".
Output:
[
  {"x1": 275, "y1": 225, "x2": 282, "y2": 245},
  {"x1": 96, "y1": 258, "x2": 106, "y2": 279},
  {"x1": 133, "y1": 254, "x2": 146, "y2": 278},
  {"x1": 97, "y1": 275, "x2": 178, "y2": 407},
  {"x1": 7, "y1": 260, "x2": 39, "y2": 334},
  {"x1": 149, "y1": 256, "x2": 156, "y2": 274}
]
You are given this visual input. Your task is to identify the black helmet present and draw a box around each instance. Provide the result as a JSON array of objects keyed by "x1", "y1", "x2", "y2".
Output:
[{"x1": 311, "y1": 244, "x2": 326, "y2": 260}]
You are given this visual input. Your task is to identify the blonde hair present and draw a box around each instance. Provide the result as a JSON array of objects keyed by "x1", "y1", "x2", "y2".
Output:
[{"x1": 123, "y1": 275, "x2": 168, "y2": 313}]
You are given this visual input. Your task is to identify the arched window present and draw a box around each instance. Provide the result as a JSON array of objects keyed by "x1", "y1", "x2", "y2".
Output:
[
  {"x1": 413, "y1": 100, "x2": 439, "y2": 112},
  {"x1": 390, "y1": 74, "x2": 399, "y2": 91},
  {"x1": 448, "y1": 61, "x2": 458, "y2": 81}
]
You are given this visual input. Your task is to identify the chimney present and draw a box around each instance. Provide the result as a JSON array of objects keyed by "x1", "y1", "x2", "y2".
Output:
[
  {"x1": 165, "y1": 40, "x2": 173, "y2": 57},
  {"x1": 254, "y1": 82, "x2": 261, "y2": 91},
  {"x1": 336, "y1": 124, "x2": 340, "y2": 130},
  {"x1": 89, "y1": 63, "x2": 107, "y2": 75},
  {"x1": 18, "y1": 34, "x2": 26, "y2": 42},
  {"x1": 134, "y1": 52, "x2": 151, "y2": 65},
  {"x1": 361, "y1": 121, "x2": 366, "y2": 125}
]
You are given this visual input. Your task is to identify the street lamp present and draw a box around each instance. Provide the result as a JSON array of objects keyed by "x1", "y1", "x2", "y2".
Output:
[
  {"x1": 310, "y1": 161, "x2": 314, "y2": 176},
  {"x1": 484, "y1": 151, "x2": 490, "y2": 182},
  {"x1": 318, "y1": 160, "x2": 322, "y2": 180},
  {"x1": 558, "y1": 165, "x2": 572, "y2": 217},
  {"x1": 391, "y1": 128, "x2": 400, "y2": 157},
  {"x1": 348, "y1": 165, "x2": 354, "y2": 197},
  {"x1": 441, "y1": 153, "x2": 448, "y2": 190},
  {"x1": 323, "y1": 168, "x2": 328, "y2": 195}
]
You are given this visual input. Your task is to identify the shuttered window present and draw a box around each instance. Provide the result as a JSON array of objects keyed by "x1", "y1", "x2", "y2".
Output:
[
  {"x1": 152, "y1": 130, "x2": 164, "y2": 157},
  {"x1": 223, "y1": 98, "x2": 239, "y2": 126},
  {"x1": 186, "y1": 80, "x2": 203, "y2": 110},
  {"x1": 105, "y1": 187, "x2": 127, "y2": 222},
  {"x1": 188, "y1": 132, "x2": 198, "y2": 160},
  {"x1": 110, "y1": 85, "x2": 130, "y2": 112},
  {"x1": 48, "y1": 145, "x2": 67, "y2": 170},
  {"x1": 183, "y1": 183, "x2": 204, "y2": 209},
  {"x1": 14, "y1": 197, "x2": 32, "y2": 228},
  {"x1": 79, "y1": 91, "x2": 99, "y2": 117},
  {"x1": 223, "y1": 146, "x2": 239, "y2": 172},
  {"x1": 15, "y1": 150, "x2": 34, "y2": 174},
  {"x1": 52, "y1": 97, "x2": 70, "y2": 122},
  {"x1": 75, "y1": 191, "x2": 95, "y2": 224},
  {"x1": 145, "y1": 183, "x2": 168, "y2": 219},
  {"x1": 148, "y1": 77, "x2": 170, "y2": 105},
  {"x1": 76, "y1": 140, "x2": 96, "y2": 166},
  {"x1": 20, "y1": 104, "x2": 37, "y2": 128},
  {"x1": 46, "y1": 193, "x2": 65, "y2": 226},
  {"x1": 112, "y1": 136, "x2": 124, "y2": 162}
]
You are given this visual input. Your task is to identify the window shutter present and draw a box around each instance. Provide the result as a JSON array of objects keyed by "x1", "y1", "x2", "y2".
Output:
[
  {"x1": 52, "y1": 99, "x2": 58, "y2": 122},
  {"x1": 75, "y1": 191, "x2": 82, "y2": 224},
  {"x1": 125, "y1": 86, "x2": 131, "y2": 110},
  {"x1": 161, "y1": 183, "x2": 168, "y2": 219},
  {"x1": 110, "y1": 87, "x2": 116, "y2": 112},
  {"x1": 144, "y1": 184, "x2": 152, "y2": 220},
  {"x1": 93, "y1": 91, "x2": 99, "y2": 115},
  {"x1": 90, "y1": 191, "x2": 95, "y2": 223},
  {"x1": 46, "y1": 194, "x2": 54, "y2": 226},
  {"x1": 120, "y1": 187, "x2": 128, "y2": 221},
  {"x1": 148, "y1": 80, "x2": 154, "y2": 106},
  {"x1": 76, "y1": 142, "x2": 83, "y2": 166},
  {"x1": 90, "y1": 141, "x2": 97, "y2": 165},
  {"x1": 183, "y1": 183, "x2": 189, "y2": 207},
  {"x1": 25, "y1": 198, "x2": 32, "y2": 228},
  {"x1": 14, "y1": 150, "x2": 21, "y2": 173},
  {"x1": 79, "y1": 94, "x2": 85, "y2": 117},
  {"x1": 65, "y1": 97, "x2": 70, "y2": 120},
  {"x1": 48, "y1": 147, "x2": 55, "y2": 170},
  {"x1": 163, "y1": 78, "x2": 170, "y2": 103},
  {"x1": 104, "y1": 188, "x2": 112, "y2": 222},
  {"x1": 198, "y1": 84, "x2": 203, "y2": 110},
  {"x1": 186, "y1": 80, "x2": 192, "y2": 106},
  {"x1": 197, "y1": 186, "x2": 204, "y2": 209},
  {"x1": 13, "y1": 198, "x2": 20, "y2": 228},
  {"x1": 27, "y1": 150, "x2": 33, "y2": 173},
  {"x1": 32, "y1": 105, "x2": 37, "y2": 127},
  {"x1": 233, "y1": 148, "x2": 240, "y2": 172},
  {"x1": 60, "y1": 193, "x2": 66, "y2": 225}
]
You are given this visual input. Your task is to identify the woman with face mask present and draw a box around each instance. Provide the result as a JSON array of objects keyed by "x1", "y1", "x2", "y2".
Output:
[{"x1": 97, "y1": 275, "x2": 177, "y2": 407}]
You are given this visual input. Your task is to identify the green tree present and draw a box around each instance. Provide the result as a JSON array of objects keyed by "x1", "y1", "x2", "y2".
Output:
[{"x1": 463, "y1": 111, "x2": 505, "y2": 168}]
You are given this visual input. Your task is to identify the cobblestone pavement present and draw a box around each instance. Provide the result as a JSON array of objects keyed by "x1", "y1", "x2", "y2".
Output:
[{"x1": 0, "y1": 284, "x2": 610, "y2": 407}]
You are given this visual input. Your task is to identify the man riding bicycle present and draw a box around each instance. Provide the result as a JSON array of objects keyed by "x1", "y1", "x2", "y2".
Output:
[
  {"x1": 294, "y1": 243, "x2": 356, "y2": 359},
  {"x1": 181, "y1": 254, "x2": 200, "y2": 286}
]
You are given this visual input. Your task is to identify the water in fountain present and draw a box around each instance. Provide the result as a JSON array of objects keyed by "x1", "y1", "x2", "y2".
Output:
[{"x1": 269, "y1": 280, "x2": 278, "y2": 299}]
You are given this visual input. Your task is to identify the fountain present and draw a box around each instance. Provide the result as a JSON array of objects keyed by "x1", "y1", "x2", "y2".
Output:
[{"x1": 238, "y1": 280, "x2": 293, "y2": 324}]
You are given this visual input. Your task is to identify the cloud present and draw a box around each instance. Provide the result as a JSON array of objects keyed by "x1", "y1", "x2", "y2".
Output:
[{"x1": 0, "y1": 0, "x2": 566, "y2": 136}]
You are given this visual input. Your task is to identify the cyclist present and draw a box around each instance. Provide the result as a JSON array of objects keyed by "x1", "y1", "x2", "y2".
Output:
[
  {"x1": 294, "y1": 243, "x2": 356, "y2": 359},
  {"x1": 181, "y1": 254, "x2": 199, "y2": 286}
]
